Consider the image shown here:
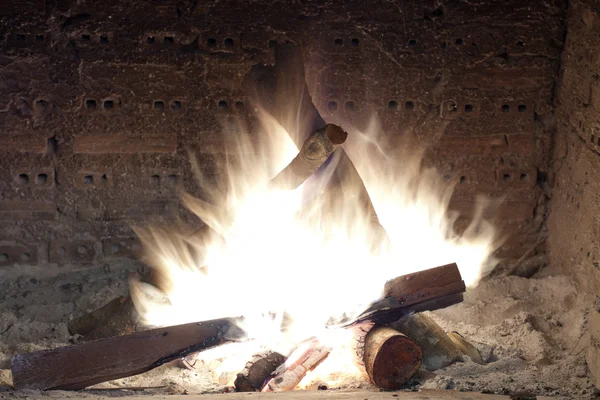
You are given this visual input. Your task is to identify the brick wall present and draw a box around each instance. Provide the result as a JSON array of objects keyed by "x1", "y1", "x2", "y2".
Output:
[
  {"x1": 0, "y1": 0, "x2": 565, "y2": 268},
  {"x1": 546, "y1": 0, "x2": 600, "y2": 384}
]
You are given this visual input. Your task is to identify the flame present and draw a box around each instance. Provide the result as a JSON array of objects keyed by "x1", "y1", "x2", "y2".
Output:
[{"x1": 130, "y1": 107, "x2": 500, "y2": 388}]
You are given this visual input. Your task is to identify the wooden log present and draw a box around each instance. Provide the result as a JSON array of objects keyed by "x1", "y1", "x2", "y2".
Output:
[
  {"x1": 11, "y1": 318, "x2": 244, "y2": 391},
  {"x1": 68, "y1": 296, "x2": 139, "y2": 341},
  {"x1": 234, "y1": 350, "x2": 286, "y2": 392},
  {"x1": 328, "y1": 263, "x2": 466, "y2": 328},
  {"x1": 446, "y1": 331, "x2": 486, "y2": 365},
  {"x1": 352, "y1": 323, "x2": 422, "y2": 390},
  {"x1": 263, "y1": 339, "x2": 331, "y2": 392},
  {"x1": 390, "y1": 313, "x2": 463, "y2": 371},
  {"x1": 243, "y1": 43, "x2": 389, "y2": 246},
  {"x1": 269, "y1": 124, "x2": 347, "y2": 190}
]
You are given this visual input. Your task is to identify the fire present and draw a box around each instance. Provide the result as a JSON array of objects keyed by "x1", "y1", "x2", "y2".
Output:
[{"x1": 129, "y1": 107, "x2": 500, "y2": 389}]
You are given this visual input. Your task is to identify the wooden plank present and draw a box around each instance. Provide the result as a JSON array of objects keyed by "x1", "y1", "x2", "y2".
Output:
[{"x1": 11, "y1": 318, "x2": 244, "y2": 390}]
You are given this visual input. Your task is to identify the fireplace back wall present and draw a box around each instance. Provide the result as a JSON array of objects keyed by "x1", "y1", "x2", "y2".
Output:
[{"x1": 0, "y1": 1, "x2": 564, "y2": 269}]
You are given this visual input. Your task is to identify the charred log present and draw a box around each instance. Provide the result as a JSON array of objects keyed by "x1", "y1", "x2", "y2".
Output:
[
  {"x1": 234, "y1": 350, "x2": 286, "y2": 392},
  {"x1": 11, "y1": 318, "x2": 245, "y2": 391}
]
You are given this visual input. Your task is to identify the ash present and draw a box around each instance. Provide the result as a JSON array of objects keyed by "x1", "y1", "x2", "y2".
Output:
[{"x1": 0, "y1": 262, "x2": 593, "y2": 399}]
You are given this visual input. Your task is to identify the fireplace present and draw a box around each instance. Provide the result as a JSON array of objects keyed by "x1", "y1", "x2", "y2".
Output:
[{"x1": 0, "y1": 0, "x2": 597, "y2": 398}]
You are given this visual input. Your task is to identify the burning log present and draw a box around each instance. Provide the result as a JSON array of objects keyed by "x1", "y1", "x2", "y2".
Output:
[
  {"x1": 263, "y1": 339, "x2": 331, "y2": 392},
  {"x1": 68, "y1": 295, "x2": 139, "y2": 341},
  {"x1": 11, "y1": 318, "x2": 244, "y2": 391},
  {"x1": 234, "y1": 350, "x2": 286, "y2": 392},
  {"x1": 269, "y1": 124, "x2": 347, "y2": 190},
  {"x1": 353, "y1": 323, "x2": 422, "y2": 390},
  {"x1": 390, "y1": 313, "x2": 463, "y2": 371}
]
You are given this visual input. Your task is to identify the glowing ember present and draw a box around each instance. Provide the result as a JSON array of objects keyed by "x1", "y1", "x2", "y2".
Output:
[{"x1": 129, "y1": 108, "x2": 500, "y2": 389}]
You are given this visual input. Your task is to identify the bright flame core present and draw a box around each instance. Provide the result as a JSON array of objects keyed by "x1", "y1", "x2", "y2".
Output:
[{"x1": 131, "y1": 109, "x2": 500, "y2": 387}]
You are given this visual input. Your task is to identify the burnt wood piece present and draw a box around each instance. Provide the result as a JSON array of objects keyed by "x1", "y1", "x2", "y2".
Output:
[
  {"x1": 269, "y1": 124, "x2": 347, "y2": 190},
  {"x1": 390, "y1": 313, "x2": 463, "y2": 371},
  {"x1": 263, "y1": 339, "x2": 331, "y2": 392},
  {"x1": 234, "y1": 351, "x2": 286, "y2": 392},
  {"x1": 353, "y1": 323, "x2": 422, "y2": 389},
  {"x1": 11, "y1": 318, "x2": 245, "y2": 391},
  {"x1": 327, "y1": 263, "x2": 466, "y2": 328},
  {"x1": 68, "y1": 296, "x2": 139, "y2": 341}
]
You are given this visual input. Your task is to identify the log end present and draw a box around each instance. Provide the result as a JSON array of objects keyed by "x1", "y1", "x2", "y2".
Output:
[
  {"x1": 323, "y1": 124, "x2": 348, "y2": 145},
  {"x1": 364, "y1": 327, "x2": 422, "y2": 390}
]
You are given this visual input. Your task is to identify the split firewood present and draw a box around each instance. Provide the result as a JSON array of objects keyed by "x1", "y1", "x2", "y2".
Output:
[
  {"x1": 328, "y1": 263, "x2": 466, "y2": 328},
  {"x1": 390, "y1": 313, "x2": 463, "y2": 371},
  {"x1": 11, "y1": 318, "x2": 245, "y2": 391},
  {"x1": 263, "y1": 339, "x2": 331, "y2": 392},
  {"x1": 68, "y1": 295, "x2": 139, "y2": 341},
  {"x1": 234, "y1": 350, "x2": 286, "y2": 392},
  {"x1": 352, "y1": 323, "x2": 422, "y2": 390},
  {"x1": 446, "y1": 331, "x2": 486, "y2": 364},
  {"x1": 269, "y1": 124, "x2": 347, "y2": 190}
]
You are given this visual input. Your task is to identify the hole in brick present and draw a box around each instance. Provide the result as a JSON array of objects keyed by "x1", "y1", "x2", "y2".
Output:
[
  {"x1": 520, "y1": 173, "x2": 528, "y2": 181},
  {"x1": 235, "y1": 101, "x2": 245, "y2": 110},
  {"x1": 503, "y1": 173, "x2": 512, "y2": 182},
  {"x1": 111, "y1": 243, "x2": 120, "y2": 254},
  {"x1": 84, "y1": 175, "x2": 93, "y2": 184},
  {"x1": 85, "y1": 99, "x2": 97, "y2": 109},
  {"x1": 35, "y1": 34, "x2": 44, "y2": 42},
  {"x1": 432, "y1": 7, "x2": 444, "y2": 17},
  {"x1": 456, "y1": 38, "x2": 464, "y2": 46},
  {"x1": 597, "y1": 137, "x2": 600, "y2": 146},
  {"x1": 592, "y1": 134, "x2": 596, "y2": 143},
  {"x1": 36, "y1": 173, "x2": 48, "y2": 185},
  {"x1": 328, "y1": 101, "x2": 338, "y2": 111},
  {"x1": 517, "y1": 41, "x2": 524, "y2": 47},
  {"x1": 103, "y1": 100, "x2": 114, "y2": 109},
  {"x1": 153, "y1": 100, "x2": 165, "y2": 112},
  {"x1": 224, "y1": 37, "x2": 234, "y2": 47},
  {"x1": 77, "y1": 245, "x2": 88, "y2": 255},
  {"x1": 17, "y1": 173, "x2": 29, "y2": 185},
  {"x1": 218, "y1": 100, "x2": 229, "y2": 109},
  {"x1": 81, "y1": 34, "x2": 91, "y2": 41},
  {"x1": 502, "y1": 104, "x2": 510, "y2": 112},
  {"x1": 164, "y1": 36, "x2": 174, "y2": 45},
  {"x1": 151, "y1": 175, "x2": 160, "y2": 185},
  {"x1": 58, "y1": 247, "x2": 66, "y2": 256},
  {"x1": 147, "y1": 36, "x2": 155, "y2": 44},
  {"x1": 405, "y1": 101, "x2": 415, "y2": 111},
  {"x1": 35, "y1": 99, "x2": 48, "y2": 109},
  {"x1": 268, "y1": 40, "x2": 277, "y2": 48},
  {"x1": 351, "y1": 38, "x2": 360, "y2": 46},
  {"x1": 345, "y1": 101, "x2": 355, "y2": 111},
  {"x1": 16, "y1": 34, "x2": 26, "y2": 41},
  {"x1": 334, "y1": 38, "x2": 343, "y2": 46},
  {"x1": 207, "y1": 38, "x2": 217, "y2": 47},
  {"x1": 388, "y1": 100, "x2": 398, "y2": 110},
  {"x1": 167, "y1": 174, "x2": 178, "y2": 184},
  {"x1": 441, "y1": 42, "x2": 447, "y2": 48},
  {"x1": 171, "y1": 100, "x2": 182, "y2": 111},
  {"x1": 459, "y1": 176, "x2": 466, "y2": 184},
  {"x1": 408, "y1": 39, "x2": 417, "y2": 47},
  {"x1": 100, "y1": 174, "x2": 107, "y2": 184},
  {"x1": 21, "y1": 253, "x2": 31, "y2": 262},
  {"x1": 465, "y1": 104, "x2": 474, "y2": 112},
  {"x1": 100, "y1": 35, "x2": 109, "y2": 44},
  {"x1": 0, "y1": 254, "x2": 8, "y2": 262},
  {"x1": 518, "y1": 104, "x2": 527, "y2": 112}
]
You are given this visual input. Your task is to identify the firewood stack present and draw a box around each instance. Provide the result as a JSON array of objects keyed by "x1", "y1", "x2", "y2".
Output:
[{"x1": 9, "y1": 43, "x2": 489, "y2": 392}]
